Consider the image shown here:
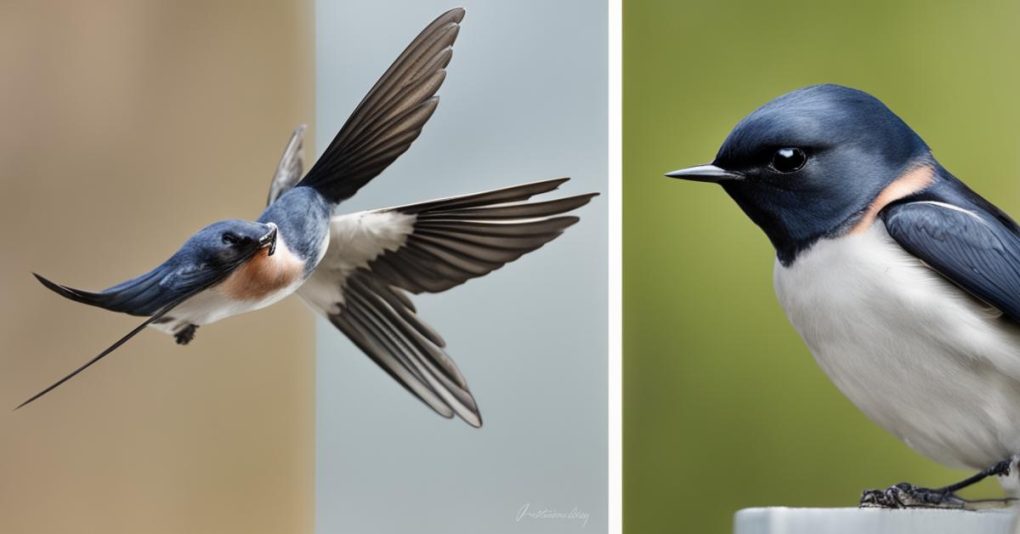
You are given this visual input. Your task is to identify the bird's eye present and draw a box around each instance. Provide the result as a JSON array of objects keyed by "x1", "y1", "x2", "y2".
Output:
[
  {"x1": 770, "y1": 147, "x2": 807, "y2": 173},
  {"x1": 221, "y1": 233, "x2": 239, "y2": 245}
]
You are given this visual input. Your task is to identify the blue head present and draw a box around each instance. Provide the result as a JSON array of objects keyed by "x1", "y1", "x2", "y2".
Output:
[
  {"x1": 181, "y1": 219, "x2": 278, "y2": 268},
  {"x1": 667, "y1": 84, "x2": 932, "y2": 263}
]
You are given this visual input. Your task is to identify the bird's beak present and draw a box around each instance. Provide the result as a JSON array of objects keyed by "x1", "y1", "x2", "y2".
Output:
[
  {"x1": 665, "y1": 164, "x2": 743, "y2": 183},
  {"x1": 259, "y1": 223, "x2": 278, "y2": 256}
]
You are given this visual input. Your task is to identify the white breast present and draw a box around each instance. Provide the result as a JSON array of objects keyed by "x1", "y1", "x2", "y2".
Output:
[{"x1": 774, "y1": 222, "x2": 1020, "y2": 469}]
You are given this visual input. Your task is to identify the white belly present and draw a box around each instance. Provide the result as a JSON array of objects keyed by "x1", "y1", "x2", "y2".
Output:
[
  {"x1": 150, "y1": 279, "x2": 304, "y2": 335},
  {"x1": 773, "y1": 222, "x2": 1020, "y2": 469}
]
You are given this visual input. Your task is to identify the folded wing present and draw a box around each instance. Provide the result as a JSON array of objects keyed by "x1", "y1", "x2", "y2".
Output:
[
  {"x1": 883, "y1": 199, "x2": 1020, "y2": 323},
  {"x1": 33, "y1": 255, "x2": 242, "y2": 318},
  {"x1": 299, "y1": 178, "x2": 597, "y2": 426}
]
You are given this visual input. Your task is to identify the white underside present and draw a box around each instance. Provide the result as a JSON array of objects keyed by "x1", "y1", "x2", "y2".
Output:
[
  {"x1": 774, "y1": 222, "x2": 1020, "y2": 470},
  {"x1": 149, "y1": 279, "x2": 305, "y2": 335}
]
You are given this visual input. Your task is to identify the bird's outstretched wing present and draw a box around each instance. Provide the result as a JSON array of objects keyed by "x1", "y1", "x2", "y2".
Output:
[
  {"x1": 23, "y1": 251, "x2": 262, "y2": 409},
  {"x1": 298, "y1": 178, "x2": 597, "y2": 426},
  {"x1": 267, "y1": 124, "x2": 307, "y2": 206},
  {"x1": 883, "y1": 199, "x2": 1020, "y2": 322},
  {"x1": 296, "y1": 8, "x2": 464, "y2": 204}
]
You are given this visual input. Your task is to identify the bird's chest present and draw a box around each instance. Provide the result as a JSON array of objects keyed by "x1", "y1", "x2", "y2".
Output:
[
  {"x1": 219, "y1": 236, "x2": 307, "y2": 305},
  {"x1": 773, "y1": 224, "x2": 955, "y2": 356},
  {"x1": 166, "y1": 236, "x2": 308, "y2": 329},
  {"x1": 773, "y1": 223, "x2": 1020, "y2": 468},
  {"x1": 222, "y1": 249, "x2": 304, "y2": 300}
]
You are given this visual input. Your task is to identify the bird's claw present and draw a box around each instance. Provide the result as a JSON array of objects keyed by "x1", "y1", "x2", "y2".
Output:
[
  {"x1": 859, "y1": 483, "x2": 966, "y2": 509},
  {"x1": 174, "y1": 324, "x2": 198, "y2": 345}
]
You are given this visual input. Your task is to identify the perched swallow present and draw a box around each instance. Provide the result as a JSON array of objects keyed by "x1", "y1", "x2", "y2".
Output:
[
  {"x1": 668, "y1": 84, "x2": 1020, "y2": 508},
  {"x1": 23, "y1": 8, "x2": 596, "y2": 428}
]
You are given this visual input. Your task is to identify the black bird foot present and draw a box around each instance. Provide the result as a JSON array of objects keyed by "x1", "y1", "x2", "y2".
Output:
[
  {"x1": 860, "y1": 483, "x2": 965, "y2": 509},
  {"x1": 174, "y1": 324, "x2": 198, "y2": 345},
  {"x1": 860, "y1": 459, "x2": 1014, "y2": 510}
]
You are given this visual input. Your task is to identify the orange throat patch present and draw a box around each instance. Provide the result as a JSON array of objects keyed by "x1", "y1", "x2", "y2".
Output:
[
  {"x1": 850, "y1": 164, "x2": 935, "y2": 234},
  {"x1": 220, "y1": 239, "x2": 305, "y2": 301}
]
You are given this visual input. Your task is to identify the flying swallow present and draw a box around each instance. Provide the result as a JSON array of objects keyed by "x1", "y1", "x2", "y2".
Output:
[
  {"x1": 668, "y1": 84, "x2": 1020, "y2": 507},
  {"x1": 23, "y1": 8, "x2": 597, "y2": 429}
]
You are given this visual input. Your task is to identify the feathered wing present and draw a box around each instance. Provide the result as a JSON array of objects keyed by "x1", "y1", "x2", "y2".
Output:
[
  {"x1": 267, "y1": 124, "x2": 307, "y2": 206},
  {"x1": 883, "y1": 199, "x2": 1020, "y2": 323},
  {"x1": 298, "y1": 178, "x2": 598, "y2": 426},
  {"x1": 33, "y1": 254, "x2": 245, "y2": 317},
  {"x1": 296, "y1": 8, "x2": 464, "y2": 204}
]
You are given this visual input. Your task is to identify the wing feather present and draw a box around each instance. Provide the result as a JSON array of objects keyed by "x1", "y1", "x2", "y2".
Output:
[
  {"x1": 298, "y1": 178, "x2": 597, "y2": 425},
  {"x1": 883, "y1": 200, "x2": 1020, "y2": 322},
  {"x1": 267, "y1": 125, "x2": 306, "y2": 205},
  {"x1": 296, "y1": 9, "x2": 464, "y2": 204}
]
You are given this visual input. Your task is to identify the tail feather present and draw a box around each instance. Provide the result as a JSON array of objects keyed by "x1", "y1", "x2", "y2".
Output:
[{"x1": 15, "y1": 297, "x2": 186, "y2": 410}]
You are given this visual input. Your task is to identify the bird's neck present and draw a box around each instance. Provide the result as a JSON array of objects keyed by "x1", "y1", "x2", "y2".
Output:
[{"x1": 259, "y1": 186, "x2": 333, "y2": 272}]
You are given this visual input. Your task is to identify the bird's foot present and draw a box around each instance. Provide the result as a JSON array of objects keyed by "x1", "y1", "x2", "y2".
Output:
[
  {"x1": 860, "y1": 483, "x2": 966, "y2": 509},
  {"x1": 174, "y1": 324, "x2": 198, "y2": 345},
  {"x1": 860, "y1": 459, "x2": 1016, "y2": 510}
]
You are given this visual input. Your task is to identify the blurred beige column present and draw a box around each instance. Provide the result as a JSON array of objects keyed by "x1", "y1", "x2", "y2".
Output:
[{"x1": 0, "y1": 1, "x2": 315, "y2": 533}]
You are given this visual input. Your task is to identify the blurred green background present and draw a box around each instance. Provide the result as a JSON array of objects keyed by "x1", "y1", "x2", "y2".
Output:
[{"x1": 624, "y1": 1, "x2": 1020, "y2": 533}]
